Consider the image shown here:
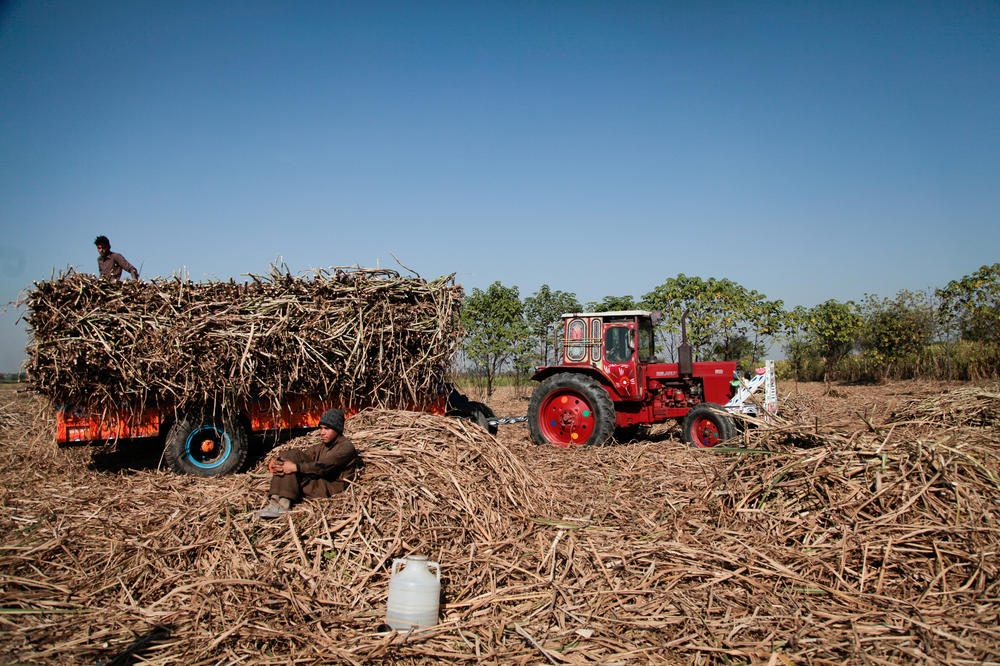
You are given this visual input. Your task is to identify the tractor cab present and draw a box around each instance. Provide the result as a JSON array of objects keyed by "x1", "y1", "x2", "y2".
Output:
[{"x1": 555, "y1": 310, "x2": 656, "y2": 400}]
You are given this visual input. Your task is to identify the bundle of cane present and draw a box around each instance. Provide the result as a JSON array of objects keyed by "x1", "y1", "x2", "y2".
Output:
[{"x1": 22, "y1": 265, "x2": 463, "y2": 412}]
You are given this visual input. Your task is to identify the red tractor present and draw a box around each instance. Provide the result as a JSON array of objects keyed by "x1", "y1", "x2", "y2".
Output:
[{"x1": 527, "y1": 310, "x2": 744, "y2": 448}]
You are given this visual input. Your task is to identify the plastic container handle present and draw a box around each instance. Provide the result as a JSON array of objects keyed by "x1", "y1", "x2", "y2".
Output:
[{"x1": 390, "y1": 558, "x2": 440, "y2": 580}]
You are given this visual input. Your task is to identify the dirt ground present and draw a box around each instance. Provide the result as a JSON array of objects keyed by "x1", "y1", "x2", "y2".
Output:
[{"x1": 1, "y1": 379, "x2": 997, "y2": 664}]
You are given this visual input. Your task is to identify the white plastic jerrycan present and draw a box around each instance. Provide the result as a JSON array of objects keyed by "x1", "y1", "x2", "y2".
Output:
[{"x1": 385, "y1": 555, "x2": 441, "y2": 631}]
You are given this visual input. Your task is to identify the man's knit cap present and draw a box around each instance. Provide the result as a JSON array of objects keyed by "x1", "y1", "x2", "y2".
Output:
[{"x1": 319, "y1": 408, "x2": 345, "y2": 433}]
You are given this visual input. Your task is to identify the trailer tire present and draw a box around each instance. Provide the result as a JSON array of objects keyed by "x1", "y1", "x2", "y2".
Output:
[
  {"x1": 681, "y1": 403, "x2": 736, "y2": 448},
  {"x1": 164, "y1": 412, "x2": 248, "y2": 476},
  {"x1": 528, "y1": 373, "x2": 615, "y2": 448},
  {"x1": 467, "y1": 401, "x2": 498, "y2": 435}
]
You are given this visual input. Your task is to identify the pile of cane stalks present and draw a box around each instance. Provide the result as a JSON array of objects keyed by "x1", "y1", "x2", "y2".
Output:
[
  {"x1": 0, "y1": 383, "x2": 998, "y2": 664},
  {"x1": 21, "y1": 266, "x2": 463, "y2": 412}
]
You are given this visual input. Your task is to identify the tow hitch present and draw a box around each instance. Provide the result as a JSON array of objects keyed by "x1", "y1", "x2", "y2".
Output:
[{"x1": 487, "y1": 415, "x2": 528, "y2": 428}]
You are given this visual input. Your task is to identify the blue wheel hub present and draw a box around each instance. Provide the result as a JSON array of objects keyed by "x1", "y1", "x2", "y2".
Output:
[{"x1": 184, "y1": 425, "x2": 233, "y2": 469}]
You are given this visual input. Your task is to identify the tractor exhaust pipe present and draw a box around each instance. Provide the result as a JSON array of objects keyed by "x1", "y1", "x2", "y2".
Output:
[{"x1": 678, "y1": 310, "x2": 693, "y2": 377}]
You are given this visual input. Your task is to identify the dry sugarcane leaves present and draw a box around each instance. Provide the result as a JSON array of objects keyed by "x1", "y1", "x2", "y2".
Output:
[
  {"x1": 21, "y1": 267, "x2": 464, "y2": 414},
  {"x1": 1, "y1": 376, "x2": 999, "y2": 662}
]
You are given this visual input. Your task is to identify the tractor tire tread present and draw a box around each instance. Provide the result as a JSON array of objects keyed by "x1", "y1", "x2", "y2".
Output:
[{"x1": 680, "y1": 402, "x2": 736, "y2": 448}]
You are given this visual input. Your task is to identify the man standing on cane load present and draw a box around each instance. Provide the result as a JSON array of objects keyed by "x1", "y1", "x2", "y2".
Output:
[
  {"x1": 94, "y1": 235, "x2": 139, "y2": 281},
  {"x1": 257, "y1": 408, "x2": 359, "y2": 519}
]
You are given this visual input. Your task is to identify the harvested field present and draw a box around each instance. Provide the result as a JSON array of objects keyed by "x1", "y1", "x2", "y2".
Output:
[{"x1": 1, "y1": 380, "x2": 998, "y2": 664}]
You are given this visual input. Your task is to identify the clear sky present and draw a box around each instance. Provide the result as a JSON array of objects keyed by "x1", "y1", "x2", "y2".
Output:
[{"x1": 1, "y1": 1, "x2": 997, "y2": 372}]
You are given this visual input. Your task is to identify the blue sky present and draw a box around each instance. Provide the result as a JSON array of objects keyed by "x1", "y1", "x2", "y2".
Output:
[{"x1": 1, "y1": 1, "x2": 997, "y2": 372}]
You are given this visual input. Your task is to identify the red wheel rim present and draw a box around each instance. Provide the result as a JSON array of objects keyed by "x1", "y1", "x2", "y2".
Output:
[
  {"x1": 692, "y1": 416, "x2": 721, "y2": 448},
  {"x1": 538, "y1": 389, "x2": 596, "y2": 447}
]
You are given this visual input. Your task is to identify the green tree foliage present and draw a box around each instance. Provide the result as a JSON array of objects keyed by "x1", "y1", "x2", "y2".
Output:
[
  {"x1": 783, "y1": 306, "x2": 815, "y2": 380},
  {"x1": 642, "y1": 275, "x2": 718, "y2": 356},
  {"x1": 523, "y1": 285, "x2": 581, "y2": 366},
  {"x1": 782, "y1": 336, "x2": 825, "y2": 381},
  {"x1": 461, "y1": 281, "x2": 531, "y2": 396},
  {"x1": 642, "y1": 275, "x2": 786, "y2": 364},
  {"x1": 719, "y1": 291, "x2": 787, "y2": 365},
  {"x1": 746, "y1": 297, "x2": 788, "y2": 364},
  {"x1": 585, "y1": 295, "x2": 637, "y2": 311},
  {"x1": 785, "y1": 300, "x2": 862, "y2": 381},
  {"x1": 937, "y1": 263, "x2": 1000, "y2": 343},
  {"x1": 858, "y1": 290, "x2": 937, "y2": 375}
]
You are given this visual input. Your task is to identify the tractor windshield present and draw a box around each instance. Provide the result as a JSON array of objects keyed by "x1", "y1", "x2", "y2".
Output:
[{"x1": 604, "y1": 326, "x2": 633, "y2": 364}]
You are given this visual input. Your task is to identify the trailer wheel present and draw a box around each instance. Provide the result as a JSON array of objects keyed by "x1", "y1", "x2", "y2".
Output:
[
  {"x1": 528, "y1": 373, "x2": 615, "y2": 447},
  {"x1": 467, "y1": 401, "x2": 498, "y2": 435},
  {"x1": 164, "y1": 412, "x2": 248, "y2": 476},
  {"x1": 681, "y1": 403, "x2": 736, "y2": 448},
  {"x1": 449, "y1": 400, "x2": 499, "y2": 435}
]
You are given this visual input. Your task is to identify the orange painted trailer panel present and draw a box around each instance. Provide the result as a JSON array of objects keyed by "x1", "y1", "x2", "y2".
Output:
[
  {"x1": 57, "y1": 405, "x2": 161, "y2": 443},
  {"x1": 56, "y1": 393, "x2": 450, "y2": 445}
]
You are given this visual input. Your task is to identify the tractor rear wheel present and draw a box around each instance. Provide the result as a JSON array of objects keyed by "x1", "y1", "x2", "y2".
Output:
[
  {"x1": 528, "y1": 373, "x2": 615, "y2": 447},
  {"x1": 164, "y1": 411, "x2": 248, "y2": 476},
  {"x1": 681, "y1": 403, "x2": 736, "y2": 448}
]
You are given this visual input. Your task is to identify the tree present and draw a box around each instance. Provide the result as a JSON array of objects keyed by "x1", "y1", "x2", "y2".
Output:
[
  {"x1": 783, "y1": 313, "x2": 824, "y2": 381},
  {"x1": 708, "y1": 289, "x2": 788, "y2": 366},
  {"x1": 523, "y1": 285, "x2": 581, "y2": 366},
  {"x1": 789, "y1": 300, "x2": 862, "y2": 383},
  {"x1": 642, "y1": 275, "x2": 786, "y2": 363},
  {"x1": 643, "y1": 275, "x2": 732, "y2": 359},
  {"x1": 858, "y1": 290, "x2": 936, "y2": 375},
  {"x1": 937, "y1": 263, "x2": 1000, "y2": 343},
  {"x1": 461, "y1": 282, "x2": 530, "y2": 396},
  {"x1": 744, "y1": 293, "x2": 789, "y2": 367},
  {"x1": 585, "y1": 295, "x2": 637, "y2": 311}
]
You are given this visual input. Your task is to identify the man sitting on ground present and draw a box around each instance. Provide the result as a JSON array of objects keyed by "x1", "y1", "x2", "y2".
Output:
[{"x1": 257, "y1": 408, "x2": 359, "y2": 519}]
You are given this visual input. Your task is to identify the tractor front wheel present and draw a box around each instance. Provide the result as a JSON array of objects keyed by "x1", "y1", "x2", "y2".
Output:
[
  {"x1": 681, "y1": 403, "x2": 736, "y2": 448},
  {"x1": 528, "y1": 373, "x2": 615, "y2": 447}
]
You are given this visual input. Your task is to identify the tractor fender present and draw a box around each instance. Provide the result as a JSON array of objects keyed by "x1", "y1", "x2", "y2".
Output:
[{"x1": 530, "y1": 366, "x2": 624, "y2": 400}]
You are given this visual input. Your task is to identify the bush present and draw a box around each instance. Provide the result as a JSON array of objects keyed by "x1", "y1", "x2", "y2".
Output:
[
  {"x1": 912, "y1": 341, "x2": 1000, "y2": 380},
  {"x1": 830, "y1": 341, "x2": 1000, "y2": 383}
]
